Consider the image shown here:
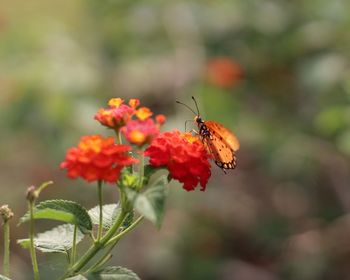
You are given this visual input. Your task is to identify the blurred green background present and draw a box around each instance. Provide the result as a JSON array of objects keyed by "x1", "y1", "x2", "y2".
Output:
[{"x1": 1, "y1": 0, "x2": 350, "y2": 279}]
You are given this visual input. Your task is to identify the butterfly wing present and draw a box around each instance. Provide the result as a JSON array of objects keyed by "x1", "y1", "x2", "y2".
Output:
[
  {"x1": 199, "y1": 121, "x2": 239, "y2": 170},
  {"x1": 202, "y1": 134, "x2": 237, "y2": 170},
  {"x1": 204, "y1": 121, "x2": 240, "y2": 151}
]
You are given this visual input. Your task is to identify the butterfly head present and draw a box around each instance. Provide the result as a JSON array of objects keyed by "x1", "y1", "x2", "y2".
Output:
[
  {"x1": 176, "y1": 96, "x2": 204, "y2": 126},
  {"x1": 194, "y1": 115, "x2": 203, "y2": 124}
]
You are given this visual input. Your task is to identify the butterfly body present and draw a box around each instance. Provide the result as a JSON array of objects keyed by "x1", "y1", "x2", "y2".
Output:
[{"x1": 195, "y1": 116, "x2": 239, "y2": 172}]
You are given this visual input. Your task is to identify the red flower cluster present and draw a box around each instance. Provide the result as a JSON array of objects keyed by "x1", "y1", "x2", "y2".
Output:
[
  {"x1": 145, "y1": 131, "x2": 211, "y2": 191},
  {"x1": 206, "y1": 57, "x2": 243, "y2": 88},
  {"x1": 60, "y1": 135, "x2": 137, "y2": 183}
]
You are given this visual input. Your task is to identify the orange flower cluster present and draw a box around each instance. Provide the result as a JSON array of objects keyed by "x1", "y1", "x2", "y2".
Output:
[
  {"x1": 95, "y1": 98, "x2": 166, "y2": 147},
  {"x1": 60, "y1": 135, "x2": 137, "y2": 183},
  {"x1": 94, "y1": 98, "x2": 138, "y2": 129}
]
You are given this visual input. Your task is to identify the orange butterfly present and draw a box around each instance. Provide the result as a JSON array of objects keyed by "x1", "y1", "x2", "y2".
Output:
[{"x1": 176, "y1": 97, "x2": 240, "y2": 173}]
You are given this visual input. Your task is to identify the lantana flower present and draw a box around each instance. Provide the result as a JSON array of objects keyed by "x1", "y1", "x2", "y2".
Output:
[
  {"x1": 145, "y1": 130, "x2": 211, "y2": 191},
  {"x1": 60, "y1": 135, "x2": 137, "y2": 183},
  {"x1": 121, "y1": 114, "x2": 166, "y2": 147},
  {"x1": 121, "y1": 119, "x2": 158, "y2": 147},
  {"x1": 135, "y1": 107, "x2": 153, "y2": 121},
  {"x1": 94, "y1": 98, "x2": 139, "y2": 129}
]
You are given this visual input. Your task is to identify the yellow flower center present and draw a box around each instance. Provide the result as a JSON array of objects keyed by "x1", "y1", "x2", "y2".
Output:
[
  {"x1": 182, "y1": 133, "x2": 199, "y2": 144},
  {"x1": 79, "y1": 138, "x2": 102, "y2": 153},
  {"x1": 129, "y1": 130, "x2": 146, "y2": 145}
]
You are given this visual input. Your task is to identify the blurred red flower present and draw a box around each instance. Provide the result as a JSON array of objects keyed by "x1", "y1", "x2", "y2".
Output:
[
  {"x1": 206, "y1": 57, "x2": 243, "y2": 88},
  {"x1": 145, "y1": 131, "x2": 211, "y2": 191},
  {"x1": 60, "y1": 135, "x2": 137, "y2": 183}
]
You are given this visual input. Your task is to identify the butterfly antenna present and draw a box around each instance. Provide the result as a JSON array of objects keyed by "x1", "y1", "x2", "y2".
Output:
[
  {"x1": 176, "y1": 100, "x2": 197, "y2": 116},
  {"x1": 191, "y1": 96, "x2": 200, "y2": 116}
]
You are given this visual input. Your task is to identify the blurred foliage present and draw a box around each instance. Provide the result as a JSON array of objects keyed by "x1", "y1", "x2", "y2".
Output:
[{"x1": 1, "y1": 0, "x2": 350, "y2": 279}]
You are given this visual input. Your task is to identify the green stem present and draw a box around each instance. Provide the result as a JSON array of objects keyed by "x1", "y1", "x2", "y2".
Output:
[
  {"x1": 61, "y1": 240, "x2": 102, "y2": 279},
  {"x1": 138, "y1": 151, "x2": 145, "y2": 190},
  {"x1": 106, "y1": 216, "x2": 144, "y2": 246},
  {"x1": 3, "y1": 220, "x2": 10, "y2": 277},
  {"x1": 60, "y1": 208, "x2": 128, "y2": 278},
  {"x1": 118, "y1": 131, "x2": 122, "y2": 145},
  {"x1": 97, "y1": 180, "x2": 103, "y2": 242},
  {"x1": 29, "y1": 201, "x2": 40, "y2": 280},
  {"x1": 70, "y1": 224, "x2": 78, "y2": 266},
  {"x1": 89, "y1": 232, "x2": 96, "y2": 242},
  {"x1": 86, "y1": 215, "x2": 143, "y2": 273},
  {"x1": 84, "y1": 247, "x2": 114, "y2": 274},
  {"x1": 115, "y1": 130, "x2": 122, "y2": 144}
]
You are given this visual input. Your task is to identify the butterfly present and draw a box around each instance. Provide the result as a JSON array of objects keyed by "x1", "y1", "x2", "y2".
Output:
[{"x1": 176, "y1": 96, "x2": 240, "y2": 173}]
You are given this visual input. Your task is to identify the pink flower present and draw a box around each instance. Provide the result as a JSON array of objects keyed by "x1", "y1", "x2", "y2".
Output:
[
  {"x1": 121, "y1": 119, "x2": 160, "y2": 147},
  {"x1": 94, "y1": 98, "x2": 139, "y2": 129}
]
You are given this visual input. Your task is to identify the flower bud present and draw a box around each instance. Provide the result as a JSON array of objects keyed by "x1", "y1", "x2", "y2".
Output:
[
  {"x1": 0, "y1": 204, "x2": 14, "y2": 222},
  {"x1": 26, "y1": 185, "x2": 38, "y2": 202}
]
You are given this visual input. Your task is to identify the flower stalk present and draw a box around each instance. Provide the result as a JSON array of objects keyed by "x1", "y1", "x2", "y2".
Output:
[
  {"x1": 106, "y1": 215, "x2": 144, "y2": 246},
  {"x1": 70, "y1": 224, "x2": 78, "y2": 266},
  {"x1": 117, "y1": 130, "x2": 123, "y2": 144},
  {"x1": 87, "y1": 215, "x2": 144, "y2": 274},
  {"x1": 138, "y1": 151, "x2": 145, "y2": 190},
  {"x1": 0, "y1": 205, "x2": 13, "y2": 278},
  {"x1": 61, "y1": 189, "x2": 130, "y2": 279},
  {"x1": 28, "y1": 199, "x2": 39, "y2": 280},
  {"x1": 3, "y1": 221, "x2": 10, "y2": 277},
  {"x1": 97, "y1": 180, "x2": 103, "y2": 242},
  {"x1": 61, "y1": 209, "x2": 128, "y2": 279}
]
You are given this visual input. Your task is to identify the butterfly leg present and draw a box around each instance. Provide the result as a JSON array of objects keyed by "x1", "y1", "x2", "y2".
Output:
[
  {"x1": 184, "y1": 120, "x2": 194, "y2": 132},
  {"x1": 190, "y1": 129, "x2": 199, "y2": 135}
]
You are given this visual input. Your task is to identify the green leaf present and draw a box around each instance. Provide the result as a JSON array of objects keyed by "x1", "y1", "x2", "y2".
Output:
[
  {"x1": 17, "y1": 224, "x2": 84, "y2": 253},
  {"x1": 19, "y1": 200, "x2": 92, "y2": 233},
  {"x1": 128, "y1": 176, "x2": 168, "y2": 228},
  {"x1": 88, "y1": 204, "x2": 120, "y2": 230},
  {"x1": 87, "y1": 266, "x2": 140, "y2": 280}
]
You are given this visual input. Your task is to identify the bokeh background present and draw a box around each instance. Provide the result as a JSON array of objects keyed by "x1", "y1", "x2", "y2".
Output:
[{"x1": 1, "y1": 0, "x2": 350, "y2": 279}]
